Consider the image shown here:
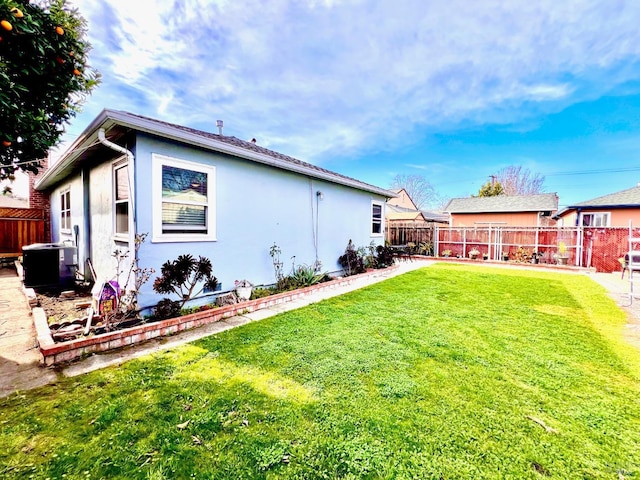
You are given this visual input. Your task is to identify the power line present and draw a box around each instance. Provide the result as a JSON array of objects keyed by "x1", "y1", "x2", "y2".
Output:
[{"x1": 545, "y1": 166, "x2": 640, "y2": 176}]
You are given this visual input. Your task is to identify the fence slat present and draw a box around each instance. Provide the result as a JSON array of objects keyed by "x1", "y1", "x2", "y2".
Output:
[{"x1": 0, "y1": 208, "x2": 46, "y2": 253}]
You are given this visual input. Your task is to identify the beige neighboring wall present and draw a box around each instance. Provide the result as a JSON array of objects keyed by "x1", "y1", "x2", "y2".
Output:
[
  {"x1": 557, "y1": 208, "x2": 640, "y2": 227},
  {"x1": 387, "y1": 188, "x2": 418, "y2": 210}
]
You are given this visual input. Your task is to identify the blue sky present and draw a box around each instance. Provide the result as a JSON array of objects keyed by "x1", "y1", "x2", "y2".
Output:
[{"x1": 56, "y1": 0, "x2": 640, "y2": 209}]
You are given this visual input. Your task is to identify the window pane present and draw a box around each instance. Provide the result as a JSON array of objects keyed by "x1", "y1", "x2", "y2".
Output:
[
  {"x1": 162, "y1": 165, "x2": 207, "y2": 200},
  {"x1": 116, "y1": 166, "x2": 129, "y2": 201},
  {"x1": 372, "y1": 204, "x2": 382, "y2": 219},
  {"x1": 162, "y1": 203, "x2": 206, "y2": 229},
  {"x1": 372, "y1": 203, "x2": 382, "y2": 234},
  {"x1": 116, "y1": 202, "x2": 129, "y2": 234}
]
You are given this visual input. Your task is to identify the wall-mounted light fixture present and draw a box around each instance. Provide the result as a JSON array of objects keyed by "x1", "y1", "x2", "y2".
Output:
[{"x1": 316, "y1": 191, "x2": 324, "y2": 200}]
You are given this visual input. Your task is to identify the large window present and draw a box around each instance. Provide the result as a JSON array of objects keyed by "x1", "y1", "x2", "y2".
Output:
[
  {"x1": 114, "y1": 163, "x2": 129, "y2": 236},
  {"x1": 152, "y1": 154, "x2": 216, "y2": 242},
  {"x1": 371, "y1": 201, "x2": 383, "y2": 236},
  {"x1": 60, "y1": 189, "x2": 71, "y2": 231},
  {"x1": 581, "y1": 212, "x2": 610, "y2": 227}
]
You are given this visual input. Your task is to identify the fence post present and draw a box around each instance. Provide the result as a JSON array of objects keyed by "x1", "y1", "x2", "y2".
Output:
[{"x1": 487, "y1": 224, "x2": 492, "y2": 260}]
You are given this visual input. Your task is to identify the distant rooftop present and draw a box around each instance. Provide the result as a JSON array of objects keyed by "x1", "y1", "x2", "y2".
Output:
[{"x1": 445, "y1": 193, "x2": 558, "y2": 214}]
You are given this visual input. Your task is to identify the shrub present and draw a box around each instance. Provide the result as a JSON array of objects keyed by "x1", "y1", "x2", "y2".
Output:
[
  {"x1": 338, "y1": 240, "x2": 366, "y2": 276},
  {"x1": 153, "y1": 298, "x2": 181, "y2": 320},
  {"x1": 375, "y1": 245, "x2": 395, "y2": 268},
  {"x1": 289, "y1": 264, "x2": 325, "y2": 288},
  {"x1": 153, "y1": 254, "x2": 218, "y2": 309}
]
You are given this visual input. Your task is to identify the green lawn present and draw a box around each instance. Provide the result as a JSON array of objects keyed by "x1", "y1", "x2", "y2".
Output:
[{"x1": 2, "y1": 264, "x2": 640, "y2": 479}]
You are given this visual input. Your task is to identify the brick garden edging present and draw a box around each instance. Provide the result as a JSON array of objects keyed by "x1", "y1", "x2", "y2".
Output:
[{"x1": 35, "y1": 265, "x2": 399, "y2": 366}]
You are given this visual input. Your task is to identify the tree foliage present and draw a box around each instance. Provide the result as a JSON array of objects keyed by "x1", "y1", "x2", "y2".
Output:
[
  {"x1": 495, "y1": 165, "x2": 545, "y2": 195},
  {"x1": 389, "y1": 174, "x2": 441, "y2": 209},
  {"x1": 477, "y1": 180, "x2": 504, "y2": 197},
  {"x1": 0, "y1": 0, "x2": 99, "y2": 180}
]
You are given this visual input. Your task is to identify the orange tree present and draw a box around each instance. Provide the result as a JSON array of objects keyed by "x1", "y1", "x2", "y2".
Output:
[{"x1": 0, "y1": 0, "x2": 99, "y2": 181}]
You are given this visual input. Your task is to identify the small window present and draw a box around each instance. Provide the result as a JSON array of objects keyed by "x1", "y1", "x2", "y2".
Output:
[
  {"x1": 114, "y1": 164, "x2": 129, "y2": 235},
  {"x1": 582, "y1": 212, "x2": 610, "y2": 227},
  {"x1": 60, "y1": 189, "x2": 71, "y2": 231},
  {"x1": 371, "y1": 201, "x2": 383, "y2": 235},
  {"x1": 152, "y1": 154, "x2": 216, "y2": 242}
]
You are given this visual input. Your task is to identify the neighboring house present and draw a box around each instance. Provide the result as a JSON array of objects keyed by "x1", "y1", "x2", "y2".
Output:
[
  {"x1": 444, "y1": 193, "x2": 558, "y2": 227},
  {"x1": 385, "y1": 188, "x2": 448, "y2": 226},
  {"x1": 385, "y1": 188, "x2": 448, "y2": 246},
  {"x1": 554, "y1": 185, "x2": 640, "y2": 227},
  {"x1": 35, "y1": 109, "x2": 394, "y2": 310}
]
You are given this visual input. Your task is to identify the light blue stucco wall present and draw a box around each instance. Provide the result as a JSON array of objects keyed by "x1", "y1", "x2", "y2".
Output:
[{"x1": 132, "y1": 134, "x2": 387, "y2": 310}]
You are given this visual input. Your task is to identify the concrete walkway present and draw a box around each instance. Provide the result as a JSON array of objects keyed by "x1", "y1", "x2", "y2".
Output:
[
  {"x1": 1, "y1": 260, "x2": 639, "y2": 399},
  {"x1": 0, "y1": 268, "x2": 57, "y2": 397}
]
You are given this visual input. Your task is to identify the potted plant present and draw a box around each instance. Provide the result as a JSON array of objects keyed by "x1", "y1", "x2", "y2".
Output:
[
  {"x1": 482, "y1": 252, "x2": 489, "y2": 260},
  {"x1": 468, "y1": 248, "x2": 480, "y2": 260},
  {"x1": 531, "y1": 250, "x2": 542, "y2": 264},
  {"x1": 442, "y1": 249, "x2": 452, "y2": 258},
  {"x1": 235, "y1": 279, "x2": 254, "y2": 300},
  {"x1": 502, "y1": 251, "x2": 510, "y2": 261},
  {"x1": 554, "y1": 242, "x2": 569, "y2": 265}
]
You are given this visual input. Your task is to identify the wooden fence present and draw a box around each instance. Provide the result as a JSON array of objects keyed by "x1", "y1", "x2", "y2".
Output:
[
  {"x1": 386, "y1": 222, "x2": 435, "y2": 246},
  {"x1": 0, "y1": 207, "x2": 46, "y2": 255}
]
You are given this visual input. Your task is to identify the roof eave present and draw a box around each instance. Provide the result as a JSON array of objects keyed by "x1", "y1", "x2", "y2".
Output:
[{"x1": 37, "y1": 109, "x2": 395, "y2": 197}]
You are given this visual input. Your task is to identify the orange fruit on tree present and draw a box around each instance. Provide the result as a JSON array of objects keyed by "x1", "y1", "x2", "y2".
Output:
[
  {"x1": 11, "y1": 8, "x2": 23, "y2": 18},
  {"x1": 2, "y1": 140, "x2": 12, "y2": 147},
  {"x1": 55, "y1": 26, "x2": 64, "y2": 35},
  {"x1": 73, "y1": 68, "x2": 81, "y2": 76},
  {"x1": 1, "y1": 20, "x2": 12, "y2": 31}
]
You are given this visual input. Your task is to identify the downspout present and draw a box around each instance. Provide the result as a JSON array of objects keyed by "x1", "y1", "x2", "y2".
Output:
[
  {"x1": 81, "y1": 167, "x2": 91, "y2": 279},
  {"x1": 97, "y1": 128, "x2": 137, "y2": 279}
]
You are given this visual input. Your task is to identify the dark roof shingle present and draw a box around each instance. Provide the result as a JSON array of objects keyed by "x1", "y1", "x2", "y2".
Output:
[{"x1": 445, "y1": 193, "x2": 558, "y2": 213}]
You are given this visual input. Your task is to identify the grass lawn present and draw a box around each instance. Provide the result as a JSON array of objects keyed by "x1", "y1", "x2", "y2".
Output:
[{"x1": 2, "y1": 264, "x2": 640, "y2": 479}]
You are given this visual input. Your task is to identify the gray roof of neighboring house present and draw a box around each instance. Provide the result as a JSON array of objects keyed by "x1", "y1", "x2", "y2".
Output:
[
  {"x1": 36, "y1": 109, "x2": 395, "y2": 198},
  {"x1": 386, "y1": 203, "x2": 449, "y2": 223},
  {"x1": 554, "y1": 185, "x2": 640, "y2": 218},
  {"x1": 569, "y1": 185, "x2": 640, "y2": 208},
  {"x1": 445, "y1": 193, "x2": 558, "y2": 214}
]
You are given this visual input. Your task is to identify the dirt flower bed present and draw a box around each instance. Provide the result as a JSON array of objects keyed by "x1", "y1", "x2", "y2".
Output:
[{"x1": 36, "y1": 290, "x2": 92, "y2": 326}]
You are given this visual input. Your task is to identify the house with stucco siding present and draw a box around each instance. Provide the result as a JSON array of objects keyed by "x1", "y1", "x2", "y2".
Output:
[
  {"x1": 35, "y1": 110, "x2": 394, "y2": 310},
  {"x1": 444, "y1": 193, "x2": 558, "y2": 227},
  {"x1": 554, "y1": 185, "x2": 640, "y2": 227}
]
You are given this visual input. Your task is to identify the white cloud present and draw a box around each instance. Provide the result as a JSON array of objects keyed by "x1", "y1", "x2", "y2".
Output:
[{"x1": 69, "y1": 0, "x2": 640, "y2": 163}]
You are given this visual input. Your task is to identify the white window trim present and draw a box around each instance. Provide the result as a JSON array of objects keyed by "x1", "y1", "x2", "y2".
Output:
[
  {"x1": 152, "y1": 153, "x2": 216, "y2": 243},
  {"x1": 60, "y1": 188, "x2": 71, "y2": 234},
  {"x1": 580, "y1": 211, "x2": 611, "y2": 227},
  {"x1": 113, "y1": 161, "x2": 130, "y2": 241},
  {"x1": 371, "y1": 200, "x2": 384, "y2": 237}
]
